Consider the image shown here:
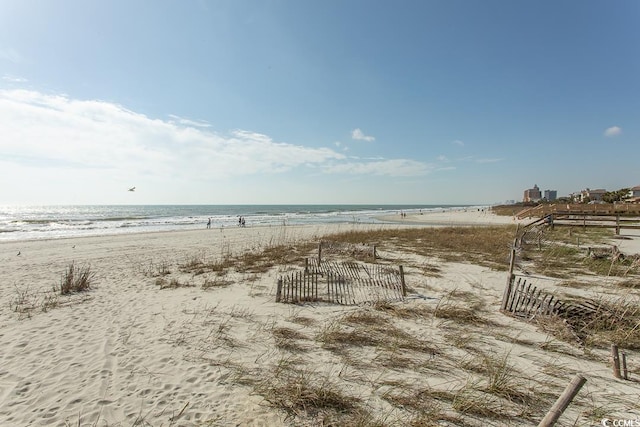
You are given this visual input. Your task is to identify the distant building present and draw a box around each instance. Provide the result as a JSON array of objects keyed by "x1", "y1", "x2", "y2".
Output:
[
  {"x1": 523, "y1": 184, "x2": 542, "y2": 203},
  {"x1": 543, "y1": 190, "x2": 557, "y2": 201},
  {"x1": 579, "y1": 188, "x2": 607, "y2": 203},
  {"x1": 628, "y1": 185, "x2": 640, "y2": 203}
]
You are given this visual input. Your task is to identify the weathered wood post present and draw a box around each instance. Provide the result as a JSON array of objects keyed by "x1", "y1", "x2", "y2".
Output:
[
  {"x1": 501, "y1": 245, "x2": 517, "y2": 310},
  {"x1": 538, "y1": 374, "x2": 587, "y2": 427},
  {"x1": 399, "y1": 265, "x2": 406, "y2": 296},
  {"x1": 372, "y1": 245, "x2": 377, "y2": 260},
  {"x1": 276, "y1": 278, "x2": 283, "y2": 302},
  {"x1": 616, "y1": 214, "x2": 620, "y2": 235},
  {"x1": 611, "y1": 344, "x2": 622, "y2": 379},
  {"x1": 318, "y1": 241, "x2": 322, "y2": 265},
  {"x1": 621, "y1": 351, "x2": 628, "y2": 380},
  {"x1": 305, "y1": 258, "x2": 308, "y2": 273}
]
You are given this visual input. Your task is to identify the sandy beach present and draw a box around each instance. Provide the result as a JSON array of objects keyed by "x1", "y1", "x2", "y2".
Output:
[{"x1": 1, "y1": 210, "x2": 639, "y2": 426}]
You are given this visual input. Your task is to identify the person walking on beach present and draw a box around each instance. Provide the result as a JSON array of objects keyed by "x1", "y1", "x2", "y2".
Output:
[{"x1": 207, "y1": 218, "x2": 211, "y2": 229}]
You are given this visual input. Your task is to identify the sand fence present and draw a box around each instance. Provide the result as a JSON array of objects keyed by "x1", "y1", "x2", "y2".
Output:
[{"x1": 276, "y1": 241, "x2": 405, "y2": 305}]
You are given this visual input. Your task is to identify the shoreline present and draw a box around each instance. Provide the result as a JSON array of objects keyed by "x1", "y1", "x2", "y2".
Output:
[{"x1": 0, "y1": 209, "x2": 513, "y2": 246}]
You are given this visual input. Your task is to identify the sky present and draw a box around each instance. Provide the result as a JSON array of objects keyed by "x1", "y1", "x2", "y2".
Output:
[{"x1": 0, "y1": 0, "x2": 638, "y2": 205}]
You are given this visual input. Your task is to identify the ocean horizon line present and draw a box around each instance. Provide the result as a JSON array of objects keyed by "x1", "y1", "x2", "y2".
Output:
[{"x1": 0, "y1": 204, "x2": 487, "y2": 242}]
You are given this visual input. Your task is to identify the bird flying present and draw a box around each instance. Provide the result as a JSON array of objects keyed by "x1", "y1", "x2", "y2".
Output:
[{"x1": 128, "y1": 187, "x2": 136, "y2": 192}]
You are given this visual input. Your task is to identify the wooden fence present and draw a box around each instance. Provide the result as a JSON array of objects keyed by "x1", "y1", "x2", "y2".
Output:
[
  {"x1": 502, "y1": 275, "x2": 599, "y2": 320},
  {"x1": 516, "y1": 204, "x2": 640, "y2": 235},
  {"x1": 517, "y1": 203, "x2": 640, "y2": 219},
  {"x1": 276, "y1": 261, "x2": 406, "y2": 305},
  {"x1": 501, "y1": 225, "x2": 599, "y2": 319},
  {"x1": 305, "y1": 258, "x2": 401, "y2": 282}
]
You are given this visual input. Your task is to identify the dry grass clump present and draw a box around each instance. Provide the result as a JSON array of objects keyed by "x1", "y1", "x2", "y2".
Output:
[
  {"x1": 371, "y1": 300, "x2": 432, "y2": 319},
  {"x1": 317, "y1": 312, "x2": 438, "y2": 358},
  {"x1": 139, "y1": 258, "x2": 172, "y2": 277},
  {"x1": 11, "y1": 267, "x2": 94, "y2": 318},
  {"x1": 529, "y1": 245, "x2": 583, "y2": 278},
  {"x1": 59, "y1": 262, "x2": 94, "y2": 294},
  {"x1": 383, "y1": 354, "x2": 543, "y2": 425},
  {"x1": 479, "y1": 353, "x2": 536, "y2": 406},
  {"x1": 491, "y1": 204, "x2": 528, "y2": 217},
  {"x1": 420, "y1": 262, "x2": 442, "y2": 277},
  {"x1": 451, "y1": 388, "x2": 515, "y2": 420},
  {"x1": 202, "y1": 277, "x2": 234, "y2": 289},
  {"x1": 446, "y1": 353, "x2": 543, "y2": 422},
  {"x1": 272, "y1": 326, "x2": 309, "y2": 352},
  {"x1": 558, "y1": 280, "x2": 596, "y2": 289},
  {"x1": 317, "y1": 320, "x2": 385, "y2": 350},
  {"x1": 155, "y1": 277, "x2": 194, "y2": 289},
  {"x1": 533, "y1": 296, "x2": 640, "y2": 350},
  {"x1": 382, "y1": 387, "x2": 452, "y2": 424},
  {"x1": 237, "y1": 241, "x2": 317, "y2": 273},
  {"x1": 178, "y1": 241, "x2": 316, "y2": 277},
  {"x1": 433, "y1": 290, "x2": 490, "y2": 325},
  {"x1": 252, "y1": 366, "x2": 370, "y2": 424},
  {"x1": 582, "y1": 254, "x2": 640, "y2": 277},
  {"x1": 615, "y1": 278, "x2": 640, "y2": 289},
  {"x1": 288, "y1": 315, "x2": 317, "y2": 327},
  {"x1": 179, "y1": 253, "x2": 233, "y2": 275},
  {"x1": 10, "y1": 285, "x2": 62, "y2": 318},
  {"x1": 579, "y1": 296, "x2": 640, "y2": 349},
  {"x1": 342, "y1": 309, "x2": 389, "y2": 326},
  {"x1": 534, "y1": 315, "x2": 584, "y2": 347},
  {"x1": 520, "y1": 227, "x2": 640, "y2": 278},
  {"x1": 326, "y1": 225, "x2": 517, "y2": 271}
]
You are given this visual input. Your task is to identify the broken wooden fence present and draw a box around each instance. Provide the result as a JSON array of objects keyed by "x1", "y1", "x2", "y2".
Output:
[{"x1": 502, "y1": 276, "x2": 598, "y2": 320}]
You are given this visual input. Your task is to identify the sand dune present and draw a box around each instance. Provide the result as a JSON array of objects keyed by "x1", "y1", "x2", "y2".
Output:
[{"x1": 1, "y1": 211, "x2": 638, "y2": 426}]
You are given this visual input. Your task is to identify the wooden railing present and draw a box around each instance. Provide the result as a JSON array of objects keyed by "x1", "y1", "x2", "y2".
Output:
[
  {"x1": 517, "y1": 203, "x2": 640, "y2": 219},
  {"x1": 515, "y1": 204, "x2": 640, "y2": 235}
]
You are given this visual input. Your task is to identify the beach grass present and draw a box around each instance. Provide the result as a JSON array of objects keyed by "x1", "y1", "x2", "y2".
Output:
[{"x1": 59, "y1": 262, "x2": 94, "y2": 294}]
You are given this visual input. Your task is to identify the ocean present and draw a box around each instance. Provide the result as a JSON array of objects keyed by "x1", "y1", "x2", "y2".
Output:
[{"x1": 0, "y1": 204, "x2": 476, "y2": 242}]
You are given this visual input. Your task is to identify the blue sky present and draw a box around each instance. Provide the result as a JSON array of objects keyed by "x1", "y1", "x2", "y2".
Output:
[{"x1": 0, "y1": 0, "x2": 638, "y2": 205}]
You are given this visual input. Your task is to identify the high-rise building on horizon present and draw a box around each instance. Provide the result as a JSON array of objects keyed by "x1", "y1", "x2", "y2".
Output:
[{"x1": 523, "y1": 184, "x2": 542, "y2": 202}]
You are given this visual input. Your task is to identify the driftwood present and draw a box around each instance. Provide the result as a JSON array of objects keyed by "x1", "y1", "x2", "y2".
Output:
[{"x1": 538, "y1": 374, "x2": 587, "y2": 427}]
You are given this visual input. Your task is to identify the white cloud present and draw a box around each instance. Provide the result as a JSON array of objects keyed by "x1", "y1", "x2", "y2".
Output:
[
  {"x1": 0, "y1": 89, "x2": 345, "y2": 183},
  {"x1": 168, "y1": 114, "x2": 211, "y2": 128},
  {"x1": 475, "y1": 158, "x2": 503, "y2": 164},
  {"x1": 2, "y1": 89, "x2": 442, "y2": 199},
  {"x1": 334, "y1": 141, "x2": 349, "y2": 152},
  {"x1": 437, "y1": 155, "x2": 449, "y2": 162},
  {"x1": 323, "y1": 158, "x2": 433, "y2": 177},
  {"x1": 351, "y1": 128, "x2": 375, "y2": 142},
  {"x1": 452, "y1": 139, "x2": 464, "y2": 146},
  {"x1": 604, "y1": 126, "x2": 622, "y2": 137},
  {"x1": 2, "y1": 74, "x2": 27, "y2": 83}
]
